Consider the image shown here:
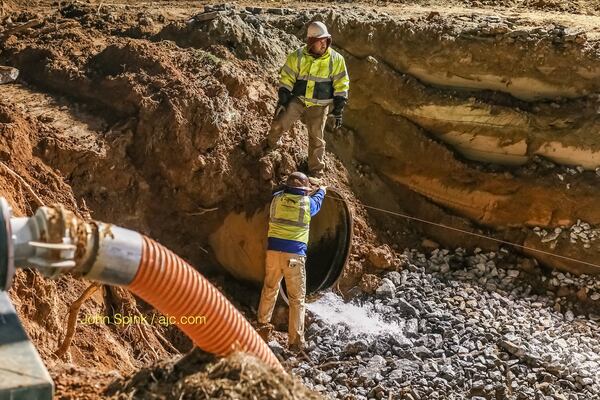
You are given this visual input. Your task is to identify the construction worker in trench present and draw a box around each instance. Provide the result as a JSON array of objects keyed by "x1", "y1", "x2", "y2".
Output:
[
  {"x1": 267, "y1": 21, "x2": 350, "y2": 183},
  {"x1": 257, "y1": 171, "x2": 327, "y2": 352}
]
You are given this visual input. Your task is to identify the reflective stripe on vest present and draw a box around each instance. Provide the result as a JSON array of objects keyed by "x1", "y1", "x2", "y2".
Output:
[
  {"x1": 268, "y1": 193, "x2": 311, "y2": 244},
  {"x1": 295, "y1": 47, "x2": 335, "y2": 77}
]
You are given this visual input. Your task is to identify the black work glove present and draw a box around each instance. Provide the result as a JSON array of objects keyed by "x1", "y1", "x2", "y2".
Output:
[
  {"x1": 274, "y1": 87, "x2": 292, "y2": 119},
  {"x1": 278, "y1": 87, "x2": 292, "y2": 107},
  {"x1": 330, "y1": 96, "x2": 347, "y2": 129}
]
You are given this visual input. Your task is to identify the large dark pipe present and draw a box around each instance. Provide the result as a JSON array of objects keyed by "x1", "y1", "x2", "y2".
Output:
[
  {"x1": 285, "y1": 188, "x2": 353, "y2": 298},
  {"x1": 209, "y1": 188, "x2": 353, "y2": 297}
]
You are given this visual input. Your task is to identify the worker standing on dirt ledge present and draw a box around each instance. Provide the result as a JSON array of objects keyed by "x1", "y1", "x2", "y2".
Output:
[
  {"x1": 266, "y1": 21, "x2": 350, "y2": 183},
  {"x1": 257, "y1": 171, "x2": 327, "y2": 352}
]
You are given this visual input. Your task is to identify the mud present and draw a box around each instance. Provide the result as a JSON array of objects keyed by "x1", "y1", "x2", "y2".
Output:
[
  {"x1": 0, "y1": 97, "x2": 182, "y2": 395},
  {"x1": 0, "y1": 102, "x2": 78, "y2": 215},
  {"x1": 2, "y1": 16, "x2": 277, "y2": 248}
]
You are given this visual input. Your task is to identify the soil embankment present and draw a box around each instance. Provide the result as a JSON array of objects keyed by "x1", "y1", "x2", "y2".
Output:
[{"x1": 1, "y1": 1, "x2": 600, "y2": 398}]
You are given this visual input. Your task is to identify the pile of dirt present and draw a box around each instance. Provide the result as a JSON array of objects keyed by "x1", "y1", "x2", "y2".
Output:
[
  {"x1": 105, "y1": 349, "x2": 321, "y2": 400},
  {"x1": 1, "y1": 14, "x2": 279, "y2": 224},
  {"x1": 0, "y1": 8, "x2": 392, "y2": 397},
  {"x1": 0, "y1": 7, "x2": 393, "y2": 284},
  {"x1": 157, "y1": 7, "x2": 301, "y2": 70}
]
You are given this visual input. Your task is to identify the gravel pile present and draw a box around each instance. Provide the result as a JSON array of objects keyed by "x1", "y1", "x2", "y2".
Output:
[
  {"x1": 533, "y1": 220, "x2": 600, "y2": 249},
  {"x1": 280, "y1": 248, "x2": 600, "y2": 399}
]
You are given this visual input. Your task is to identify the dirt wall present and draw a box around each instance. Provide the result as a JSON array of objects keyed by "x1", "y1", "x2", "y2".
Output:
[{"x1": 3, "y1": 3, "x2": 600, "y2": 396}]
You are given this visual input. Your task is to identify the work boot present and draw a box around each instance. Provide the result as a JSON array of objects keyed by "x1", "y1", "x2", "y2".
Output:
[
  {"x1": 256, "y1": 323, "x2": 273, "y2": 342},
  {"x1": 289, "y1": 342, "x2": 304, "y2": 354}
]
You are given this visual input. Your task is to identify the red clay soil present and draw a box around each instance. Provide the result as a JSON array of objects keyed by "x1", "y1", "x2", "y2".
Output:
[
  {"x1": 0, "y1": 101, "x2": 187, "y2": 397},
  {"x1": 2, "y1": 1, "x2": 600, "y2": 398}
]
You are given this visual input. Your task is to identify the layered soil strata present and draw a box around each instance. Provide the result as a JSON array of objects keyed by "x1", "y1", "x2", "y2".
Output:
[{"x1": 1, "y1": 1, "x2": 600, "y2": 397}]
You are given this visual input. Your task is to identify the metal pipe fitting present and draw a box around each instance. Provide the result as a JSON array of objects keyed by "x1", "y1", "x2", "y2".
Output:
[
  {"x1": 83, "y1": 223, "x2": 142, "y2": 285},
  {"x1": 10, "y1": 204, "x2": 79, "y2": 279},
  {"x1": 0, "y1": 198, "x2": 15, "y2": 291},
  {"x1": 0, "y1": 200, "x2": 143, "y2": 288}
]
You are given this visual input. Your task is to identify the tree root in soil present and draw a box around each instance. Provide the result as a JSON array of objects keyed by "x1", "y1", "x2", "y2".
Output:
[
  {"x1": 0, "y1": 161, "x2": 45, "y2": 208},
  {"x1": 54, "y1": 282, "x2": 102, "y2": 358}
]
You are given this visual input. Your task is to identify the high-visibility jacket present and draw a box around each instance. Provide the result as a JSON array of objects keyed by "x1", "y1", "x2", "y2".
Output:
[
  {"x1": 268, "y1": 192, "x2": 312, "y2": 244},
  {"x1": 279, "y1": 46, "x2": 349, "y2": 107}
]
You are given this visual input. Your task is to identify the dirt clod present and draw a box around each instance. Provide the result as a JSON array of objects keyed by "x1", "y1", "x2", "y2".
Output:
[
  {"x1": 359, "y1": 274, "x2": 381, "y2": 294},
  {"x1": 106, "y1": 349, "x2": 321, "y2": 400},
  {"x1": 368, "y1": 244, "x2": 396, "y2": 270}
]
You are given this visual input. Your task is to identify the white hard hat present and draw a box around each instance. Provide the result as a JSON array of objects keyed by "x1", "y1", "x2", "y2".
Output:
[{"x1": 307, "y1": 21, "x2": 331, "y2": 39}]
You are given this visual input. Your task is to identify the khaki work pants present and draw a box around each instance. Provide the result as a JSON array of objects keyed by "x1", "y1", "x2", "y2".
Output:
[
  {"x1": 257, "y1": 250, "x2": 307, "y2": 347},
  {"x1": 267, "y1": 98, "x2": 329, "y2": 174}
]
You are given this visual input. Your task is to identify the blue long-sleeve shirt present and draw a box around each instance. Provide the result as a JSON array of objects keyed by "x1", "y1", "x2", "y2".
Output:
[{"x1": 267, "y1": 187, "x2": 326, "y2": 256}]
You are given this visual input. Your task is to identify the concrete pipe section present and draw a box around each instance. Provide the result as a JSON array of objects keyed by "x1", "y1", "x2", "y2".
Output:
[{"x1": 209, "y1": 188, "x2": 353, "y2": 297}]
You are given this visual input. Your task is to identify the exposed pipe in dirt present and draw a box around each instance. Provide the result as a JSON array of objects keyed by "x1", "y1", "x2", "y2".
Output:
[
  {"x1": 209, "y1": 188, "x2": 353, "y2": 297},
  {"x1": 0, "y1": 198, "x2": 282, "y2": 370}
]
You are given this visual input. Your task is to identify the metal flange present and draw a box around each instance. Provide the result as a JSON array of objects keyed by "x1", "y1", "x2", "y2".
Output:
[{"x1": 0, "y1": 198, "x2": 15, "y2": 291}]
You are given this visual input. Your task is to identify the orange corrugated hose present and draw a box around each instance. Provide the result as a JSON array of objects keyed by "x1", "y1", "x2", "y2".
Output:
[{"x1": 128, "y1": 236, "x2": 282, "y2": 370}]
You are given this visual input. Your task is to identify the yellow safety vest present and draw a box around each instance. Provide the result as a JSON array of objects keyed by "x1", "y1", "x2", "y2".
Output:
[
  {"x1": 268, "y1": 192, "x2": 311, "y2": 244},
  {"x1": 279, "y1": 46, "x2": 350, "y2": 107}
]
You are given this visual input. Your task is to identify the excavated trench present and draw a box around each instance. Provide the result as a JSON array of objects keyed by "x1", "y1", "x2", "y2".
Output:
[
  {"x1": 318, "y1": 12, "x2": 600, "y2": 274},
  {"x1": 1, "y1": 1, "x2": 600, "y2": 398},
  {"x1": 4, "y1": 4, "x2": 600, "y2": 276}
]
